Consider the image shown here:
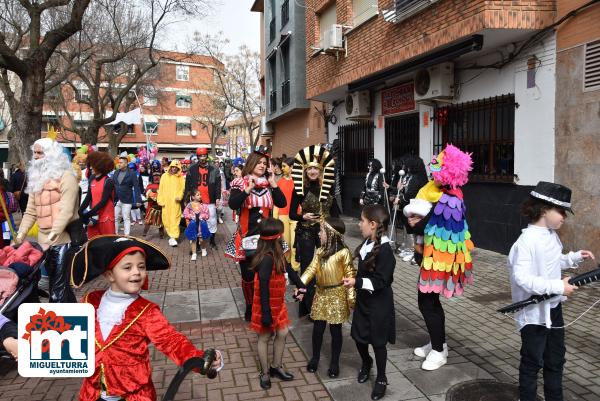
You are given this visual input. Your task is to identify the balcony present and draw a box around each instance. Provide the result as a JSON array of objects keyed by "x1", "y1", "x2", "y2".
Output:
[
  {"x1": 269, "y1": 90, "x2": 277, "y2": 113},
  {"x1": 269, "y1": 18, "x2": 276, "y2": 43},
  {"x1": 281, "y1": 80, "x2": 290, "y2": 107},
  {"x1": 281, "y1": 0, "x2": 289, "y2": 28}
]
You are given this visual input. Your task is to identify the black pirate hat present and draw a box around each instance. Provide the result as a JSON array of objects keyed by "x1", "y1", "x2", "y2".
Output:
[
  {"x1": 70, "y1": 235, "x2": 170, "y2": 288},
  {"x1": 530, "y1": 181, "x2": 574, "y2": 214}
]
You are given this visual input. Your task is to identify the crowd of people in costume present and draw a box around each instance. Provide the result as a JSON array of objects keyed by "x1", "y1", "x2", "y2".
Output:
[{"x1": 0, "y1": 136, "x2": 594, "y2": 401}]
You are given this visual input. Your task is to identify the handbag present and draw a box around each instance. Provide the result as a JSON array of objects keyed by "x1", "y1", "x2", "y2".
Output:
[{"x1": 5, "y1": 192, "x2": 18, "y2": 213}]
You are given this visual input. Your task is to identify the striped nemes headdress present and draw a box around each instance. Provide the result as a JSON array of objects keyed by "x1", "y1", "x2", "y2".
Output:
[{"x1": 291, "y1": 144, "x2": 336, "y2": 202}]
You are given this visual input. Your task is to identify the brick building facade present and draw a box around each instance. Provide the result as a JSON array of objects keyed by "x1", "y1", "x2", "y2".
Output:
[
  {"x1": 305, "y1": 0, "x2": 561, "y2": 253},
  {"x1": 555, "y1": 0, "x2": 600, "y2": 259},
  {"x1": 39, "y1": 51, "x2": 225, "y2": 158}
]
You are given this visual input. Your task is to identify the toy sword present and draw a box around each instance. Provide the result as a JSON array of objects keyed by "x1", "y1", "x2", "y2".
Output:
[{"x1": 498, "y1": 266, "x2": 600, "y2": 314}]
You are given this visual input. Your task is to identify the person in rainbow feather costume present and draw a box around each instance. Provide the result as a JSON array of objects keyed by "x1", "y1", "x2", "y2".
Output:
[{"x1": 405, "y1": 144, "x2": 474, "y2": 371}]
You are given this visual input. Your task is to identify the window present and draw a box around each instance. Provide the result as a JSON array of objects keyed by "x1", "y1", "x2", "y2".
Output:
[
  {"x1": 584, "y1": 39, "x2": 600, "y2": 92},
  {"x1": 41, "y1": 115, "x2": 59, "y2": 133},
  {"x1": 268, "y1": 56, "x2": 277, "y2": 113},
  {"x1": 385, "y1": 0, "x2": 440, "y2": 24},
  {"x1": 433, "y1": 94, "x2": 516, "y2": 183},
  {"x1": 45, "y1": 87, "x2": 60, "y2": 101},
  {"x1": 126, "y1": 124, "x2": 136, "y2": 135},
  {"x1": 176, "y1": 65, "x2": 189, "y2": 81},
  {"x1": 352, "y1": 0, "x2": 378, "y2": 26},
  {"x1": 142, "y1": 88, "x2": 158, "y2": 106},
  {"x1": 144, "y1": 121, "x2": 158, "y2": 135},
  {"x1": 281, "y1": 42, "x2": 290, "y2": 107},
  {"x1": 176, "y1": 94, "x2": 192, "y2": 108},
  {"x1": 318, "y1": 5, "x2": 337, "y2": 48},
  {"x1": 176, "y1": 122, "x2": 192, "y2": 135},
  {"x1": 75, "y1": 88, "x2": 90, "y2": 103},
  {"x1": 74, "y1": 119, "x2": 91, "y2": 132},
  {"x1": 281, "y1": 0, "x2": 289, "y2": 27}
]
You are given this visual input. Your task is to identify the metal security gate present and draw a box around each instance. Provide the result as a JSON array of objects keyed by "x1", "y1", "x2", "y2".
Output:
[{"x1": 384, "y1": 113, "x2": 419, "y2": 171}]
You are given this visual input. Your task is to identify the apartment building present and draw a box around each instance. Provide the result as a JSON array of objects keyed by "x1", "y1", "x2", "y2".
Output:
[
  {"x1": 39, "y1": 51, "x2": 226, "y2": 158},
  {"x1": 554, "y1": 0, "x2": 600, "y2": 257},
  {"x1": 305, "y1": 0, "x2": 557, "y2": 253},
  {"x1": 253, "y1": 0, "x2": 327, "y2": 158}
]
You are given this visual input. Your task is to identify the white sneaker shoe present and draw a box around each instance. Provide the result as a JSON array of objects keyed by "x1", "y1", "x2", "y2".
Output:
[
  {"x1": 421, "y1": 349, "x2": 447, "y2": 371},
  {"x1": 168, "y1": 238, "x2": 178, "y2": 247},
  {"x1": 402, "y1": 252, "x2": 414, "y2": 262},
  {"x1": 191, "y1": 253, "x2": 197, "y2": 261},
  {"x1": 414, "y1": 343, "x2": 448, "y2": 358},
  {"x1": 201, "y1": 249, "x2": 207, "y2": 257},
  {"x1": 218, "y1": 217, "x2": 224, "y2": 224}
]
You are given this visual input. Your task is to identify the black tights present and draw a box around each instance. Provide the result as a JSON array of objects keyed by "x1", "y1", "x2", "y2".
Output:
[
  {"x1": 417, "y1": 291, "x2": 446, "y2": 352},
  {"x1": 311, "y1": 320, "x2": 342, "y2": 367},
  {"x1": 356, "y1": 342, "x2": 387, "y2": 382}
]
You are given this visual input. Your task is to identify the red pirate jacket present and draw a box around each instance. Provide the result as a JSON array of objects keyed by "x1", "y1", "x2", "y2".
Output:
[{"x1": 79, "y1": 290, "x2": 204, "y2": 401}]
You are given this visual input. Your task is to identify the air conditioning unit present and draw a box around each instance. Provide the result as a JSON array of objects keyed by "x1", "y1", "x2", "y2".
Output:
[
  {"x1": 414, "y1": 62, "x2": 454, "y2": 102},
  {"x1": 345, "y1": 91, "x2": 371, "y2": 119},
  {"x1": 260, "y1": 116, "x2": 273, "y2": 136},
  {"x1": 324, "y1": 24, "x2": 343, "y2": 51}
]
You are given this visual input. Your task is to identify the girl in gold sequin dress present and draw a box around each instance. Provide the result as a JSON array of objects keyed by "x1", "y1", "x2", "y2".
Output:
[{"x1": 297, "y1": 217, "x2": 356, "y2": 378}]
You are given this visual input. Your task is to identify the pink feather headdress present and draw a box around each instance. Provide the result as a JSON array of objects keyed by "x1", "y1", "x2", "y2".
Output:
[{"x1": 429, "y1": 144, "x2": 473, "y2": 189}]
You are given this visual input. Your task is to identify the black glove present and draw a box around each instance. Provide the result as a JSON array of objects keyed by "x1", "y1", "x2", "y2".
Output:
[{"x1": 261, "y1": 310, "x2": 272, "y2": 327}]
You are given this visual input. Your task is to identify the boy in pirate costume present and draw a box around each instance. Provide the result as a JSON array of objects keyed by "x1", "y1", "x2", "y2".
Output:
[{"x1": 71, "y1": 235, "x2": 223, "y2": 401}]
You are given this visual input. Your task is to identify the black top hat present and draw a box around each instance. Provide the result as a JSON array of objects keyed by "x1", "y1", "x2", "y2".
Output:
[
  {"x1": 530, "y1": 181, "x2": 574, "y2": 214},
  {"x1": 70, "y1": 235, "x2": 170, "y2": 288}
]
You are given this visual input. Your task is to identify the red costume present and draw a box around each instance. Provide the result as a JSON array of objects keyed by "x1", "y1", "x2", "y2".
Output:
[
  {"x1": 79, "y1": 291, "x2": 204, "y2": 401},
  {"x1": 249, "y1": 257, "x2": 290, "y2": 334},
  {"x1": 86, "y1": 176, "x2": 115, "y2": 239}
]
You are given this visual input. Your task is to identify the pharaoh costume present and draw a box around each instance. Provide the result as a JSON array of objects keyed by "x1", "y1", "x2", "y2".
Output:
[{"x1": 289, "y1": 144, "x2": 339, "y2": 317}]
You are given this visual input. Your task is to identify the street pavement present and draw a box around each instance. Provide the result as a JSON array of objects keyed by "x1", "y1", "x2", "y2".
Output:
[{"x1": 1, "y1": 213, "x2": 600, "y2": 401}]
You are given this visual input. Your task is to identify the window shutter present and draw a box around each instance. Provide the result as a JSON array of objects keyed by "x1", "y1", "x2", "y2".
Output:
[{"x1": 584, "y1": 40, "x2": 600, "y2": 92}]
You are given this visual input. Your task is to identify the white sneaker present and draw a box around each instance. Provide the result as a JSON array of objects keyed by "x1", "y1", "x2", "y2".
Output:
[
  {"x1": 218, "y1": 217, "x2": 224, "y2": 224},
  {"x1": 191, "y1": 253, "x2": 197, "y2": 261},
  {"x1": 201, "y1": 249, "x2": 207, "y2": 257},
  {"x1": 414, "y1": 343, "x2": 447, "y2": 358},
  {"x1": 168, "y1": 238, "x2": 178, "y2": 247},
  {"x1": 421, "y1": 349, "x2": 447, "y2": 371},
  {"x1": 402, "y1": 252, "x2": 414, "y2": 262}
]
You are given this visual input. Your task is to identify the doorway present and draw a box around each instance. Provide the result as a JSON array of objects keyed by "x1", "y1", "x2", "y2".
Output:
[{"x1": 384, "y1": 113, "x2": 419, "y2": 172}]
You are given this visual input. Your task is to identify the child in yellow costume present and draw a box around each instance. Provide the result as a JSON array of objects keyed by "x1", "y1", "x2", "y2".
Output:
[
  {"x1": 274, "y1": 157, "x2": 300, "y2": 271},
  {"x1": 158, "y1": 160, "x2": 185, "y2": 246}
]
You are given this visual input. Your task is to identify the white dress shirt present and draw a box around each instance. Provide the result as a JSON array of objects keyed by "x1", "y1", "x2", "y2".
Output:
[
  {"x1": 507, "y1": 224, "x2": 583, "y2": 330},
  {"x1": 359, "y1": 236, "x2": 391, "y2": 292}
]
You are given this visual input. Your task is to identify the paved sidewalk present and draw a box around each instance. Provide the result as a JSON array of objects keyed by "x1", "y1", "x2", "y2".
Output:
[{"x1": 2, "y1": 213, "x2": 600, "y2": 400}]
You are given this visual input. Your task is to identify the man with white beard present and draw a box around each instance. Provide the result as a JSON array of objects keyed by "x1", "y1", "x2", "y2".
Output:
[{"x1": 15, "y1": 138, "x2": 79, "y2": 303}]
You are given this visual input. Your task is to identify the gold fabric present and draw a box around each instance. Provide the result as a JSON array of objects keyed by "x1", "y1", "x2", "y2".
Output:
[
  {"x1": 276, "y1": 214, "x2": 300, "y2": 271},
  {"x1": 301, "y1": 248, "x2": 356, "y2": 324},
  {"x1": 300, "y1": 191, "x2": 334, "y2": 228}
]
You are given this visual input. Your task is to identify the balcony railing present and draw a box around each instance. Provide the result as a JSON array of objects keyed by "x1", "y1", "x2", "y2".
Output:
[
  {"x1": 269, "y1": 18, "x2": 276, "y2": 43},
  {"x1": 281, "y1": 80, "x2": 290, "y2": 107},
  {"x1": 383, "y1": 0, "x2": 440, "y2": 24},
  {"x1": 281, "y1": 0, "x2": 289, "y2": 27},
  {"x1": 269, "y1": 90, "x2": 277, "y2": 113}
]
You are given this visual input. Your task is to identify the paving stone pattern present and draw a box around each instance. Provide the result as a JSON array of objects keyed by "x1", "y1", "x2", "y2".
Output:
[{"x1": 1, "y1": 214, "x2": 600, "y2": 401}]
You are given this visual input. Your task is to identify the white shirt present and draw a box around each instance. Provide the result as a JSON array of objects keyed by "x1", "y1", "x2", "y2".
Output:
[
  {"x1": 97, "y1": 288, "x2": 139, "y2": 341},
  {"x1": 507, "y1": 224, "x2": 583, "y2": 330}
]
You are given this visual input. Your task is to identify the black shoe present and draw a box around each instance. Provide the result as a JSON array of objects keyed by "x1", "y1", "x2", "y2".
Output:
[
  {"x1": 371, "y1": 380, "x2": 387, "y2": 400},
  {"x1": 269, "y1": 366, "x2": 294, "y2": 381},
  {"x1": 259, "y1": 373, "x2": 271, "y2": 389},
  {"x1": 357, "y1": 357, "x2": 372, "y2": 383},
  {"x1": 306, "y1": 357, "x2": 319, "y2": 373},
  {"x1": 244, "y1": 304, "x2": 252, "y2": 322},
  {"x1": 327, "y1": 365, "x2": 339, "y2": 378}
]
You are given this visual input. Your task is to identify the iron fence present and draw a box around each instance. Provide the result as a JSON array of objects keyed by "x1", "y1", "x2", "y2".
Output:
[{"x1": 338, "y1": 121, "x2": 374, "y2": 176}]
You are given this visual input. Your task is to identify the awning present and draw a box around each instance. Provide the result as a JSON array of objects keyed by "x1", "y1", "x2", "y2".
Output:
[{"x1": 348, "y1": 35, "x2": 483, "y2": 92}]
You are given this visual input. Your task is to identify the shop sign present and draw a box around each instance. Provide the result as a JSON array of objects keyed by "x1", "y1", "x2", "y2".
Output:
[{"x1": 381, "y1": 82, "x2": 415, "y2": 115}]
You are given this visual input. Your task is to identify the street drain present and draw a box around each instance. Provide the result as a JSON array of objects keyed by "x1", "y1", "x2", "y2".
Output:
[{"x1": 445, "y1": 379, "x2": 542, "y2": 401}]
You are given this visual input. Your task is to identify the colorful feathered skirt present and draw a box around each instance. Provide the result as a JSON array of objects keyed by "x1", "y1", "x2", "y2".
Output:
[{"x1": 419, "y1": 192, "x2": 474, "y2": 298}]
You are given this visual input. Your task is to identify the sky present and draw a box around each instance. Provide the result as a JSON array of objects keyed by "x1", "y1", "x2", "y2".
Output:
[{"x1": 162, "y1": 0, "x2": 261, "y2": 55}]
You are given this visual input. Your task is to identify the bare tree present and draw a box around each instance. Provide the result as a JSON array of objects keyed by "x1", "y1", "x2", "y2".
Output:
[
  {"x1": 0, "y1": 0, "x2": 213, "y2": 163},
  {"x1": 194, "y1": 32, "x2": 263, "y2": 148},
  {"x1": 0, "y1": 0, "x2": 92, "y2": 165}
]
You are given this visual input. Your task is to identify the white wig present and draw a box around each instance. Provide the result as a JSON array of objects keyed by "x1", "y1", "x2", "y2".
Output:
[{"x1": 26, "y1": 138, "x2": 76, "y2": 194}]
